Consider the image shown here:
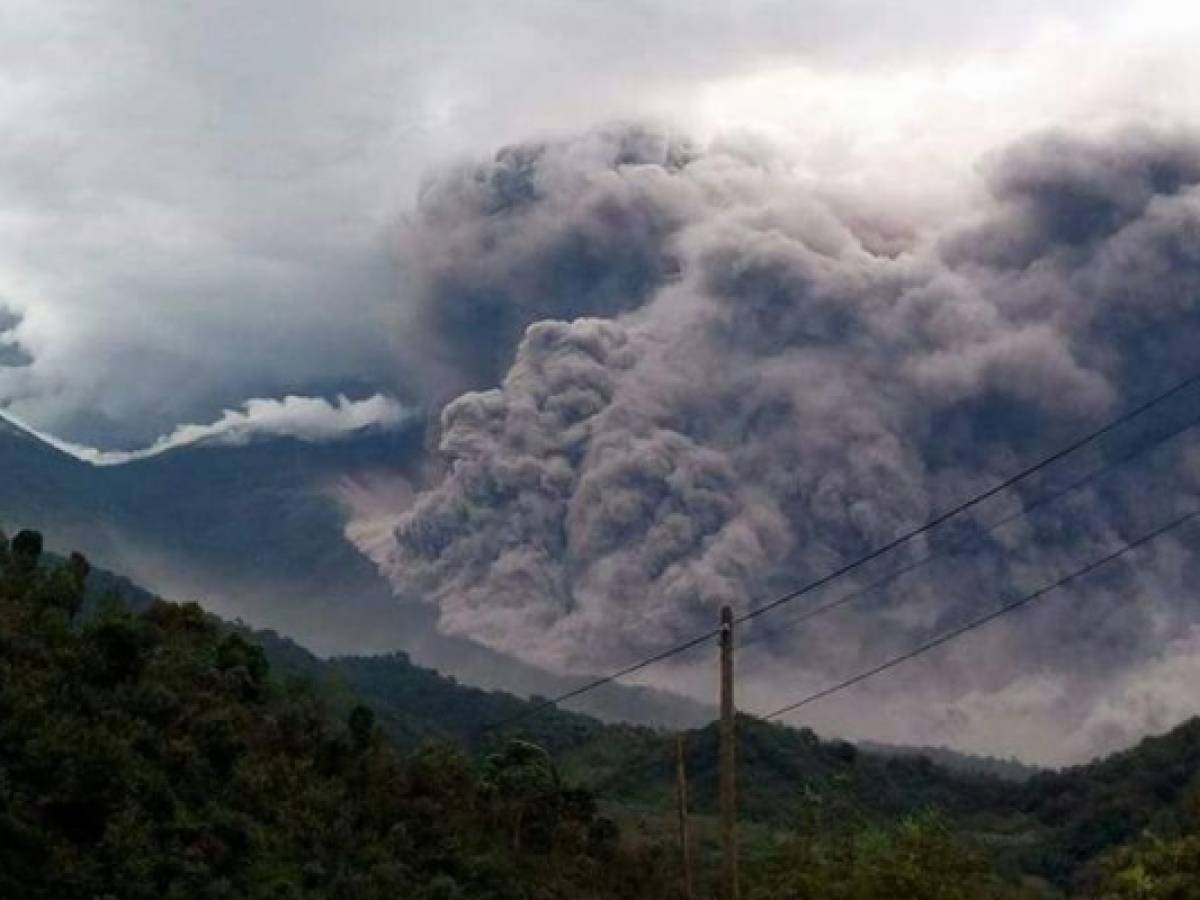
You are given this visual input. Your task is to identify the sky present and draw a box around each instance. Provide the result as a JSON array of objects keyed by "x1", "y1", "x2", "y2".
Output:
[
  {"x1": 4, "y1": 0, "x2": 1199, "y2": 447},
  {"x1": 6, "y1": 1, "x2": 1200, "y2": 763}
]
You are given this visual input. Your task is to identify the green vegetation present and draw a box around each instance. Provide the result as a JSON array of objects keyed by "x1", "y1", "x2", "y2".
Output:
[
  {"x1": 571, "y1": 716, "x2": 1017, "y2": 822},
  {"x1": 1091, "y1": 829, "x2": 1200, "y2": 898},
  {"x1": 859, "y1": 741, "x2": 1043, "y2": 782},
  {"x1": 745, "y1": 809, "x2": 1034, "y2": 900},
  {"x1": 1018, "y1": 722, "x2": 1200, "y2": 892},
  {"x1": 0, "y1": 530, "x2": 670, "y2": 898},
  {"x1": 5, "y1": 527, "x2": 1200, "y2": 898}
]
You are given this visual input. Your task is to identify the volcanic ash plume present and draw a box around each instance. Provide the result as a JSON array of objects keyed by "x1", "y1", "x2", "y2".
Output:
[{"x1": 381, "y1": 125, "x2": 1200, "y2": 708}]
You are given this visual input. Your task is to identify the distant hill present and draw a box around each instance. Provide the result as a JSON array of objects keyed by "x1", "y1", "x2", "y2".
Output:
[
  {"x1": 0, "y1": 416, "x2": 118, "y2": 558},
  {"x1": 562, "y1": 716, "x2": 1021, "y2": 825},
  {"x1": 0, "y1": 415, "x2": 712, "y2": 730},
  {"x1": 237, "y1": 630, "x2": 608, "y2": 757},
  {"x1": 859, "y1": 740, "x2": 1043, "y2": 782},
  {"x1": 1016, "y1": 717, "x2": 1200, "y2": 889},
  {"x1": 51, "y1": 545, "x2": 1200, "y2": 893},
  {"x1": 563, "y1": 705, "x2": 1200, "y2": 891},
  {"x1": 1, "y1": 536, "x2": 672, "y2": 899},
  {"x1": 74, "y1": 551, "x2": 1009, "y2": 822},
  {"x1": 0, "y1": 411, "x2": 420, "y2": 652}
]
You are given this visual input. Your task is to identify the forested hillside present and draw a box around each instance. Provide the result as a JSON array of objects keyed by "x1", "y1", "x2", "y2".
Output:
[
  {"x1": 0, "y1": 413, "x2": 713, "y2": 731},
  {"x1": 0, "y1": 530, "x2": 670, "y2": 899},
  {"x1": 1017, "y1": 720, "x2": 1200, "y2": 891},
  {"x1": 859, "y1": 741, "x2": 1043, "y2": 782},
  {"x1": 6, "y1": 528, "x2": 1200, "y2": 897}
]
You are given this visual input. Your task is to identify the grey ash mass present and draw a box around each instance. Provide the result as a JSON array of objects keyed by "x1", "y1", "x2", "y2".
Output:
[{"x1": 380, "y1": 124, "x2": 1200, "y2": 757}]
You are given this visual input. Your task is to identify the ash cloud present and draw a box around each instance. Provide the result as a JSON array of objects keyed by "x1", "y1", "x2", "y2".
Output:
[
  {"x1": 396, "y1": 127, "x2": 701, "y2": 396},
  {"x1": 380, "y1": 125, "x2": 1200, "y2": 760}
]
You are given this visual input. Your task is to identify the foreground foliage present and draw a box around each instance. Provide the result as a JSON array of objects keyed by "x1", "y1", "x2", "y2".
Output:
[
  {"x1": 4, "y1": 528, "x2": 1200, "y2": 898},
  {"x1": 746, "y1": 810, "x2": 1037, "y2": 900},
  {"x1": 0, "y1": 530, "x2": 670, "y2": 899}
]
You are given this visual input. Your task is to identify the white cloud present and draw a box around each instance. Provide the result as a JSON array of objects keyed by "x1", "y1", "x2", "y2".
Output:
[{"x1": 7, "y1": 394, "x2": 414, "y2": 466}]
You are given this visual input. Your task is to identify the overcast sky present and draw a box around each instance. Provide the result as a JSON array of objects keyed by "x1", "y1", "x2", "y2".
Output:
[
  {"x1": 7, "y1": 1, "x2": 1200, "y2": 762},
  {"x1": 4, "y1": 0, "x2": 1199, "y2": 446}
]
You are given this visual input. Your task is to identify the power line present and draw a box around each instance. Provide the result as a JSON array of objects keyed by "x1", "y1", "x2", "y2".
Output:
[
  {"x1": 762, "y1": 506, "x2": 1200, "y2": 721},
  {"x1": 737, "y1": 413, "x2": 1200, "y2": 651},
  {"x1": 582, "y1": 506, "x2": 1200, "y2": 797},
  {"x1": 475, "y1": 368, "x2": 1200, "y2": 735},
  {"x1": 736, "y1": 374, "x2": 1200, "y2": 627},
  {"x1": 472, "y1": 627, "x2": 720, "y2": 738}
]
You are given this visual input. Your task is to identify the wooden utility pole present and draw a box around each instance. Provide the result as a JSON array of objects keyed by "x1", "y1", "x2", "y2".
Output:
[
  {"x1": 719, "y1": 605, "x2": 739, "y2": 900},
  {"x1": 675, "y1": 735, "x2": 694, "y2": 900}
]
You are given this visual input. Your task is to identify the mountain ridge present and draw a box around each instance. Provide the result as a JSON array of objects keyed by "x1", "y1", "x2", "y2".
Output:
[{"x1": 0, "y1": 414, "x2": 717, "y2": 731}]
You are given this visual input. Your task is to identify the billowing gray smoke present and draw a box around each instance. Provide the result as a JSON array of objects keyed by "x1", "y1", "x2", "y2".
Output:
[
  {"x1": 381, "y1": 125, "x2": 1200, "y2": 761},
  {"x1": 396, "y1": 126, "x2": 700, "y2": 395}
]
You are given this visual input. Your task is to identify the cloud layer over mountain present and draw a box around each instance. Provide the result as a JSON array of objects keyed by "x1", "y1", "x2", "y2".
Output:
[
  {"x1": 17, "y1": 394, "x2": 413, "y2": 465},
  {"x1": 376, "y1": 125, "x2": 1200, "y2": 762}
]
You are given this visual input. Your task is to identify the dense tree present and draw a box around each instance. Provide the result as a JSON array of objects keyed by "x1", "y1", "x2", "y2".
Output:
[
  {"x1": 6, "y1": 525, "x2": 1200, "y2": 898},
  {"x1": 0, "y1": 529, "x2": 672, "y2": 899},
  {"x1": 1093, "y1": 832, "x2": 1200, "y2": 899},
  {"x1": 744, "y1": 808, "x2": 1041, "y2": 899}
]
